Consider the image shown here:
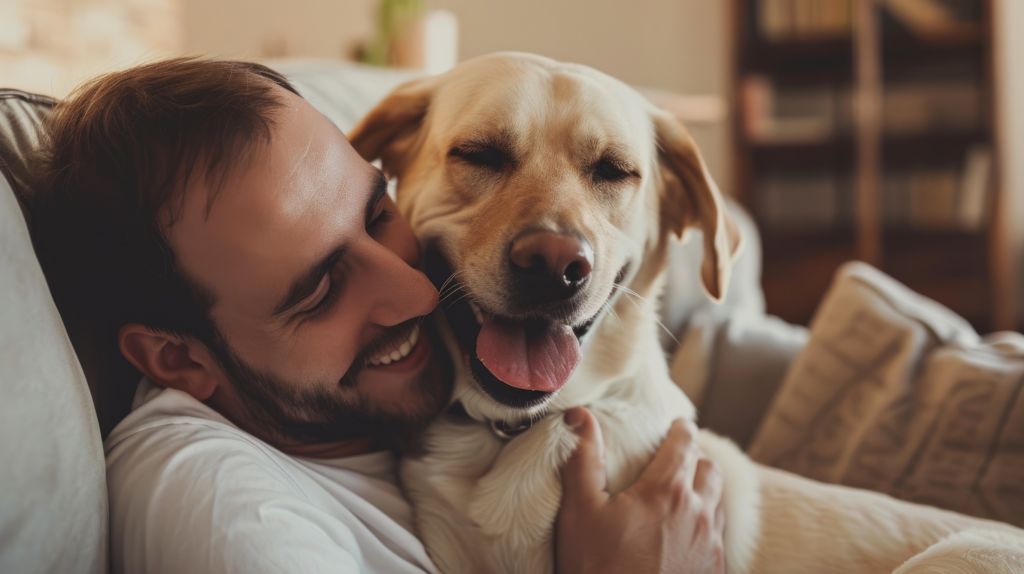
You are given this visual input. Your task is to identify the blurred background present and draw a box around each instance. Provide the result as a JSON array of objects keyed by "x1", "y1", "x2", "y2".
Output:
[{"x1": 2, "y1": 0, "x2": 1022, "y2": 331}]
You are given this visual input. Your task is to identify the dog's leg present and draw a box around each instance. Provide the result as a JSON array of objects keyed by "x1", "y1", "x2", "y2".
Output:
[
  {"x1": 467, "y1": 415, "x2": 578, "y2": 557},
  {"x1": 892, "y1": 529, "x2": 1024, "y2": 574}
]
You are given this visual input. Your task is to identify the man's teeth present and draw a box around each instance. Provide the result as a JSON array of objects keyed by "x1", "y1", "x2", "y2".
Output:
[{"x1": 368, "y1": 324, "x2": 421, "y2": 366}]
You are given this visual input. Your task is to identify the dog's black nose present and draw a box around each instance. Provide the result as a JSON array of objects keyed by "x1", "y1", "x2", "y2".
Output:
[{"x1": 508, "y1": 230, "x2": 593, "y2": 304}]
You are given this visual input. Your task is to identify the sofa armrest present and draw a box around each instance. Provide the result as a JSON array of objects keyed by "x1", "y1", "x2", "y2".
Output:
[{"x1": 661, "y1": 199, "x2": 808, "y2": 449}]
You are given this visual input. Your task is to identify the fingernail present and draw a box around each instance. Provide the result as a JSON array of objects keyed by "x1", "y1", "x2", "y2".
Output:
[{"x1": 564, "y1": 409, "x2": 585, "y2": 429}]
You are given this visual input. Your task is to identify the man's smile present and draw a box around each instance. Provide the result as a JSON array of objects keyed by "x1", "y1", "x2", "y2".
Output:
[{"x1": 364, "y1": 323, "x2": 430, "y2": 373}]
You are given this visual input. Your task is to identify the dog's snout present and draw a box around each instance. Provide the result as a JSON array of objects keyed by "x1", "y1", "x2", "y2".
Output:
[{"x1": 508, "y1": 230, "x2": 593, "y2": 304}]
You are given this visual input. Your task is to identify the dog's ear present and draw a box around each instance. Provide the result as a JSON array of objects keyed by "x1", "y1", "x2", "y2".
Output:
[
  {"x1": 348, "y1": 75, "x2": 438, "y2": 176},
  {"x1": 652, "y1": 108, "x2": 741, "y2": 301}
]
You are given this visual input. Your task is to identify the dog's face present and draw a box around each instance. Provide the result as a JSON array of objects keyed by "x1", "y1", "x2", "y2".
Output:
[{"x1": 351, "y1": 53, "x2": 735, "y2": 422}]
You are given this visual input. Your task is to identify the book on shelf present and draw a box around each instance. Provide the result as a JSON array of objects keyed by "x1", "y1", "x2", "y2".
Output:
[
  {"x1": 742, "y1": 76, "x2": 852, "y2": 143},
  {"x1": 758, "y1": 173, "x2": 844, "y2": 228},
  {"x1": 877, "y1": 150, "x2": 989, "y2": 231},
  {"x1": 743, "y1": 75, "x2": 980, "y2": 142},
  {"x1": 758, "y1": 146, "x2": 989, "y2": 232},
  {"x1": 957, "y1": 145, "x2": 991, "y2": 230},
  {"x1": 759, "y1": 0, "x2": 852, "y2": 40},
  {"x1": 883, "y1": 0, "x2": 981, "y2": 37},
  {"x1": 883, "y1": 81, "x2": 980, "y2": 134}
]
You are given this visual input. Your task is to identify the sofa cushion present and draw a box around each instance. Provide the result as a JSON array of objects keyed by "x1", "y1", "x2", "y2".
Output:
[
  {"x1": 0, "y1": 90, "x2": 55, "y2": 221},
  {"x1": 0, "y1": 169, "x2": 107, "y2": 573},
  {"x1": 269, "y1": 59, "x2": 418, "y2": 132},
  {"x1": 749, "y1": 262, "x2": 1024, "y2": 526}
]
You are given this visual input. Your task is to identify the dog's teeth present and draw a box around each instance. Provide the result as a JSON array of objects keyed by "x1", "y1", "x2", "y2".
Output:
[
  {"x1": 390, "y1": 349, "x2": 403, "y2": 362},
  {"x1": 399, "y1": 341, "x2": 412, "y2": 356},
  {"x1": 469, "y1": 302, "x2": 484, "y2": 324},
  {"x1": 380, "y1": 355, "x2": 393, "y2": 365},
  {"x1": 409, "y1": 325, "x2": 420, "y2": 347}
]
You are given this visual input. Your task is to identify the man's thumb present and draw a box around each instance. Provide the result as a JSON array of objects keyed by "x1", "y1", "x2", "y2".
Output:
[{"x1": 560, "y1": 407, "x2": 609, "y2": 509}]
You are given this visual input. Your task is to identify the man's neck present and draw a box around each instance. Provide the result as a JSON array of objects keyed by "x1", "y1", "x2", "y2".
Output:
[
  {"x1": 276, "y1": 437, "x2": 383, "y2": 459},
  {"x1": 205, "y1": 386, "x2": 386, "y2": 459}
]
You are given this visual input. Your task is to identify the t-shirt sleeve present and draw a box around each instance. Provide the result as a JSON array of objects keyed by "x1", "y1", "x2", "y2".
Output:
[{"x1": 107, "y1": 422, "x2": 367, "y2": 574}]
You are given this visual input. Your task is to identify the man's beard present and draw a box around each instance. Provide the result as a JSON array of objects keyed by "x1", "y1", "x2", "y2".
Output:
[{"x1": 205, "y1": 322, "x2": 452, "y2": 448}]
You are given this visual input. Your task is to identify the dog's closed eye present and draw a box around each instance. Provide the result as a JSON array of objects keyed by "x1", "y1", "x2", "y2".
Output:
[
  {"x1": 590, "y1": 155, "x2": 639, "y2": 184},
  {"x1": 448, "y1": 142, "x2": 515, "y2": 172}
]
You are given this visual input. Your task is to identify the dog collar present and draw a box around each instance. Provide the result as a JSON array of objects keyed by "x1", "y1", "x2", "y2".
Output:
[
  {"x1": 445, "y1": 402, "x2": 534, "y2": 441},
  {"x1": 489, "y1": 418, "x2": 533, "y2": 440}
]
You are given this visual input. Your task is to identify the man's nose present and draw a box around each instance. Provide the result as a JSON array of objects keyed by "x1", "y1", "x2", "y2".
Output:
[
  {"x1": 365, "y1": 241, "x2": 438, "y2": 327},
  {"x1": 507, "y1": 229, "x2": 593, "y2": 305}
]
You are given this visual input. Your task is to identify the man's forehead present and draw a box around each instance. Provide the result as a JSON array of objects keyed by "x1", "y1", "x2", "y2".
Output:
[{"x1": 166, "y1": 89, "x2": 376, "y2": 312}]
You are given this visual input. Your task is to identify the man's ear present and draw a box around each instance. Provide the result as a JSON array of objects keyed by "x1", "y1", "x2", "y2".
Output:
[
  {"x1": 651, "y1": 107, "x2": 742, "y2": 301},
  {"x1": 348, "y1": 75, "x2": 439, "y2": 176},
  {"x1": 118, "y1": 324, "x2": 221, "y2": 401}
]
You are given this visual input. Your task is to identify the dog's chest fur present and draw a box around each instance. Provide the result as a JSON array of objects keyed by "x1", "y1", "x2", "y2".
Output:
[{"x1": 399, "y1": 291, "x2": 700, "y2": 574}]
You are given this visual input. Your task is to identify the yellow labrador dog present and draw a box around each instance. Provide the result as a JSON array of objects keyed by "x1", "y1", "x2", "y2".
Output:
[{"x1": 350, "y1": 53, "x2": 1024, "y2": 573}]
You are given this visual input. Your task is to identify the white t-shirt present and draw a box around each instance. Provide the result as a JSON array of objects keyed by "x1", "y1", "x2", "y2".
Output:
[{"x1": 105, "y1": 380, "x2": 438, "y2": 574}]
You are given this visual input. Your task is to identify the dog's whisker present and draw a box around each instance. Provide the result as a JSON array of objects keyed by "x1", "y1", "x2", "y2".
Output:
[
  {"x1": 612, "y1": 283, "x2": 679, "y2": 344},
  {"x1": 446, "y1": 291, "x2": 475, "y2": 308},
  {"x1": 437, "y1": 270, "x2": 467, "y2": 295},
  {"x1": 439, "y1": 288, "x2": 468, "y2": 306}
]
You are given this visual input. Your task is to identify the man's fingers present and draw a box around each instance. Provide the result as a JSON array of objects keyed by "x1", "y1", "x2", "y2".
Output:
[
  {"x1": 560, "y1": 407, "x2": 609, "y2": 509},
  {"x1": 634, "y1": 418, "x2": 700, "y2": 496},
  {"x1": 693, "y1": 457, "x2": 723, "y2": 503},
  {"x1": 715, "y1": 497, "x2": 726, "y2": 534}
]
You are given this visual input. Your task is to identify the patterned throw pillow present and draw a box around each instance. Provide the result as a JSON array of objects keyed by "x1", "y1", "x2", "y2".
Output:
[{"x1": 749, "y1": 262, "x2": 1024, "y2": 526}]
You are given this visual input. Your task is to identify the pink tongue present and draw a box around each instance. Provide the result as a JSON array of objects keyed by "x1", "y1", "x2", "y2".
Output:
[{"x1": 476, "y1": 317, "x2": 581, "y2": 392}]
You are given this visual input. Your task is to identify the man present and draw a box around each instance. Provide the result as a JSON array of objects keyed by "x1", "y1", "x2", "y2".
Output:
[{"x1": 34, "y1": 58, "x2": 725, "y2": 573}]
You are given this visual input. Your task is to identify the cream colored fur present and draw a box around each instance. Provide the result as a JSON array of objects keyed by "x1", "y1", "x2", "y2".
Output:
[{"x1": 350, "y1": 52, "x2": 1024, "y2": 574}]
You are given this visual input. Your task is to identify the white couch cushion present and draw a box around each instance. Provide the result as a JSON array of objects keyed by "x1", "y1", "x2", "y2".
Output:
[
  {"x1": 749, "y1": 262, "x2": 1024, "y2": 526},
  {"x1": 270, "y1": 59, "x2": 419, "y2": 132},
  {"x1": 0, "y1": 169, "x2": 107, "y2": 573}
]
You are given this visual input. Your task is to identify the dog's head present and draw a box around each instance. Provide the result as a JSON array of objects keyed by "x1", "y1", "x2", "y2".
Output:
[{"x1": 351, "y1": 53, "x2": 738, "y2": 422}]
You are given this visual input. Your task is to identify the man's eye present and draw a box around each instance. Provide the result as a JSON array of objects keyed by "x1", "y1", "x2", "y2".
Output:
[
  {"x1": 448, "y1": 145, "x2": 512, "y2": 172},
  {"x1": 302, "y1": 275, "x2": 341, "y2": 319},
  {"x1": 592, "y1": 158, "x2": 636, "y2": 183}
]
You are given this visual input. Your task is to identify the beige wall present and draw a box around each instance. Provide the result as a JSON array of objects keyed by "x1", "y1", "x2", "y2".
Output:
[
  {"x1": 180, "y1": 0, "x2": 374, "y2": 60},
  {"x1": 180, "y1": 0, "x2": 732, "y2": 188},
  {"x1": 995, "y1": 0, "x2": 1024, "y2": 318},
  {"x1": 428, "y1": 0, "x2": 731, "y2": 188}
]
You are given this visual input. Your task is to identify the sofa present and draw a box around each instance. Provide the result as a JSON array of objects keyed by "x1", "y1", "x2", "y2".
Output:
[{"x1": 3, "y1": 59, "x2": 1019, "y2": 574}]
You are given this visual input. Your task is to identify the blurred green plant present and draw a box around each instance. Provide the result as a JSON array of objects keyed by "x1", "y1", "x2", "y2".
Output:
[{"x1": 362, "y1": 0, "x2": 424, "y2": 66}]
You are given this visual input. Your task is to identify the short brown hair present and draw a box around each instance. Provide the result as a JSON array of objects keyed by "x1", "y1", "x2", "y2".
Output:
[{"x1": 32, "y1": 58, "x2": 299, "y2": 429}]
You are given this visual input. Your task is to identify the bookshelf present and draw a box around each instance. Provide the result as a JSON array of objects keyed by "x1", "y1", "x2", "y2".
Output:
[{"x1": 730, "y1": 0, "x2": 1014, "y2": 330}]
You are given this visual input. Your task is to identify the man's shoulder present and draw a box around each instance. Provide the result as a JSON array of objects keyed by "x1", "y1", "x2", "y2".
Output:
[{"x1": 105, "y1": 383, "x2": 302, "y2": 495}]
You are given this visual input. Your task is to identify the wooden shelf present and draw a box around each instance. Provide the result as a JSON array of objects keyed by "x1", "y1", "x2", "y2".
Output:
[
  {"x1": 750, "y1": 137, "x2": 854, "y2": 171},
  {"x1": 744, "y1": 30, "x2": 984, "y2": 86},
  {"x1": 745, "y1": 37, "x2": 852, "y2": 84},
  {"x1": 883, "y1": 130, "x2": 987, "y2": 167},
  {"x1": 748, "y1": 130, "x2": 984, "y2": 171},
  {"x1": 761, "y1": 226, "x2": 855, "y2": 325},
  {"x1": 731, "y1": 0, "x2": 1009, "y2": 329}
]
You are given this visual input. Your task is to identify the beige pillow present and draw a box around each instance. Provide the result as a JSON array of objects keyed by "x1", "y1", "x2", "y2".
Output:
[{"x1": 749, "y1": 262, "x2": 1024, "y2": 527}]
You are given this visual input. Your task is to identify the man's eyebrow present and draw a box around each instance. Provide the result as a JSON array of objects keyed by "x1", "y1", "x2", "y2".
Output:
[
  {"x1": 271, "y1": 171, "x2": 388, "y2": 318},
  {"x1": 364, "y1": 170, "x2": 387, "y2": 226}
]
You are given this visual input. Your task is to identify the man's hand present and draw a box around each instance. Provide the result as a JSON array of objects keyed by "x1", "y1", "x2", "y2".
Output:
[{"x1": 556, "y1": 408, "x2": 726, "y2": 574}]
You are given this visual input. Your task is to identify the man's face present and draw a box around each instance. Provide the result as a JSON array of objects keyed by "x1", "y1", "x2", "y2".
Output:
[{"x1": 167, "y1": 86, "x2": 450, "y2": 445}]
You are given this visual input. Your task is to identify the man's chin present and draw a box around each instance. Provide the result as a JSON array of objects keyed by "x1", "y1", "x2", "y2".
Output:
[
  {"x1": 354, "y1": 345, "x2": 452, "y2": 427},
  {"x1": 211, "y1": 320, "x2": 453, "y2": 448},
  {"x1": 354, "y1": 325, "x2": 450, "y2": 412}
]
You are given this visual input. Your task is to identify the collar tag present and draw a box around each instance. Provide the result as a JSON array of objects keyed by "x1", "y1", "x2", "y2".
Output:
[{"x1": 489, "y1": 418, "x2": 533, "y2": 440}]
